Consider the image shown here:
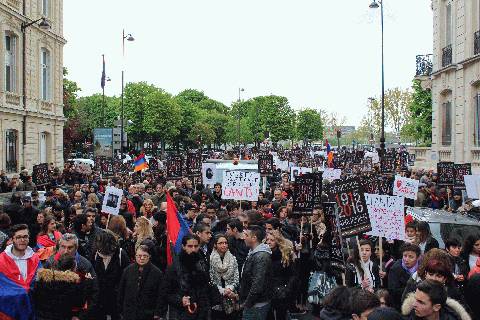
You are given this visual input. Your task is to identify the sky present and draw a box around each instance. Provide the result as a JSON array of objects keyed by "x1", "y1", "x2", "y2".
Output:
[{"x1": 63, "y1": 0, "x2": 433, "y2": 126}]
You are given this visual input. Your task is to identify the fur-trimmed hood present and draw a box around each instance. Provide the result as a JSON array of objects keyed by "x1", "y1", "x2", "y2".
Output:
[
  {"x1": 402, "y1": 293, "x2": 471, "y2": 320},
  {"x1": 36, "y1": 268, "x2": 80, "y2": 283}
]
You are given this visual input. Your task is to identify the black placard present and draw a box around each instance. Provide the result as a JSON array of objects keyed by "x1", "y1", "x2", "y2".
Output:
[
  {"x1": 148, "y1": 158, "x2": 159, "y2": 172},
  {"x1": 408, "y1": 154, "x2": 416, "y2": 166},
  {"x1": 380, "y1": 155, "x2": 395, "y2": 174},
  {"x1": 292, "y1": 173, "x2": 316, "y2": 215},
  {"x1": 398, "y1": 151, "x2": 409, "y2": 172},
  {"x1": 453, "y1": 163, "x2": 472, "y2": 190},
  {"x1": 186, "y1": 153, "x2": 201, "y2": 176},
  {"x1": 32, "y1": 163, "x2": 50, "y2": 186},
  {"x1": 100, "y1": 158, "x2": 114, "y2": 176},
  {"x1": 167, "y1": 155, "x2": 183, "y2": 178},
  {"x1": 327, "y1": 176, "x2": 371, "y2": 237},
  {"x1": 378, "y1": 176, "x2": 394, "y2": 195},
  {"x1": 437, "y1": 162, "x2": 454, "y2": 186},
  {"x1": 313, "y1": 172, "x2": 323, "y2": 207},
  {"x1": 322, "y1": 202, "x2": 345, "y2": 271},
  {"x1": 361, "y1": 174, "x2": 379, "y2": 194},
  {"x1": 258, "y1": 154, "x2": 274, "y2": 176},
  {"x1": 362, "y1": 158, "x2": 373, "y2": 172}
]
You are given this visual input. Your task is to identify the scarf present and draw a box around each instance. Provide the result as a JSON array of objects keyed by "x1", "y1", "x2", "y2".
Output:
[
  {"x1": 355, "y1": 259, "x2": 374, "y2": 290},
  {"x1": 401, "y1": 259, "x2": 419, "y2": 275},
  {"x1": 209, "y1": 249, "x2": 238, "y2": 288}
]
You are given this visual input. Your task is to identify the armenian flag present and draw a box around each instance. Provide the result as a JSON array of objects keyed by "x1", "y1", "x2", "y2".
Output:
[
  {"x1": 134, "y1": 154, "x2": 148, "y2": 172},
  {"x1": 0, "y1": 246, "x2": 41, "y2": 320},
  {"x1": 166, "y1": 192, "x2": 190, "y2": 265},
  {"x1": 326, "y1": 139, "x2": 334, "y2": 168}
]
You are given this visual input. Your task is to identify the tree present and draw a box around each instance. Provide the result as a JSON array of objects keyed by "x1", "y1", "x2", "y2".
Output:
[
  {"x1": 62, "y1": 68, "x2": 82, "y2": 157},
  {"x1": 189, "y1": 122, "x2": 216, "y2": 147},
  {"x1": 76, "y1": 94, "x2": 120, "y2": 137},
  {"x1": 325, "y1": 112, "x2": 347, "y2": 137},
  {"x1": 402, "y1": 79, "x2": 432, "y2": 145},
  {"x1": 296, "y1": 108, "x2": 324, "y2": 142},
  {"x1": 175, "y1": 97, "x2": 201, "y2": 149},
  {"x1": 384, "y1": 88, "x2": 412, "y2": 137},
  {"x1": 201, "y1": 110, "x2": 230, "y2": 149}
]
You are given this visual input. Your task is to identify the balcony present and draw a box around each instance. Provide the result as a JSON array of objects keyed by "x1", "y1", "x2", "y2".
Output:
[
  {"x1": 416, "y1": 54, "x2": 433, "y2": 76},
  {"x1": 442, "y1": 45, "x2": 452, "y2": 67},
  {"x1": 475, "y1": 31, "x2": 480, "y2": 56}
]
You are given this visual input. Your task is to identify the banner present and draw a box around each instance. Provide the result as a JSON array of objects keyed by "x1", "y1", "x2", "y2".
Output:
[
  {"x1": 32, "y1": 163, "x2": 49, "y2": 186},
  {"x1": 186, "y1": 153, "x2": 201, "y2": 176},
  {"x1": 327, "y1": 176, "x2": 371, "y2": 237},
  {"x1": 202, "y1": 163, "x2": 217, "y2": 185},
  {"x1": 323, "y1": 168, "x2": 341, "y2": 182},
  {"x1": 322, "y1": 202, "x2": 345, "y2": 271},
  {"x1": 166, "y1": 155, "x2": 183, "y2": 179},
  {"x1": 222, "y1": 171, "x2": 260, "y2": 201},
  {"x1": 393, "y1": 176, "x2": 419, "y2": 200},
  {"x1": 101, "y1": 186, "x2": 123, "y2": 215},
  {"x1": 93, "y1": 128, "x2": 113, "y2": 158},
  {"x1": 437, "y1": 162, "x2": 454, "y2": 186},
  {"x1": 365, "y1": 194, "x2": 406, "y2": 241},
  {"x1": 258, "y1": 154, "x2": 274, "y2": 176},
  {"x1": 290, "y1": 167, "x2": 312, "y2": 182},
  {"x1": 453, "y1": 163, "x2": 472, "y2": 190}
]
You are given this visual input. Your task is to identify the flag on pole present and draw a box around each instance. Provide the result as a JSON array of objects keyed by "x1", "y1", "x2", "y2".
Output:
[
  {"x1": 166, "y1": 192, "x2": 190, "y2": 265},
  {"x1": 101, "y1": 54, "x2": 106, "y2": 89},
  {"x1": 134, "y1": 154, "x2": 148, "y2": 172}
]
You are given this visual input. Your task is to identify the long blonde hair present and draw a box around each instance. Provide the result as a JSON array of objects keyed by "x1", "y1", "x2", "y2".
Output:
[
  {"x1": 134, "y1": 216, "x2": 154, "y2": 249},
  {"x1": 269, "y1": 230, "x2": 294, "y2": 267}
]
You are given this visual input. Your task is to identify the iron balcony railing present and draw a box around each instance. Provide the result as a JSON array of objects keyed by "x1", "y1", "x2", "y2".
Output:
[
  {"x1": 442, "y1": 44, "x2": 452, "y2": 67},
  {"x1": 475, "y1": 30, "x2": 480, "y2": 56}
]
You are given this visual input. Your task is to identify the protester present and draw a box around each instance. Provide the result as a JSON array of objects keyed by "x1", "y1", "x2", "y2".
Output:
[
  {"x1": 226, "y1": 218, "x2": 248, "y2": 273},
  {"x1": 346, "y1": 239, "x2": 381, "y2": 292},
  {"x1": 461, "y1": 233, "x2": 480, "y2": 273},
  {"x1": 350, "y1": 288, "x2": 381, "y2": 320},
  {"x1": 415, "y1": 221, "x2": 439, "y2": 255},
  {"x1": 318, "y1": 286, "x2": 352, "y2": 320}
]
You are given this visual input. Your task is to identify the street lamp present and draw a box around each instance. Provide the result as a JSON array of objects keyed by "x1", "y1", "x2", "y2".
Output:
[
  {"x1": 237, "y1": 88, "x2": 245, "y2": 150},
  {"x1": 369, "y1": 0, "x2": 386, "y2": 158},
  {"x1": 21, "y1": 17, "x2": 50, "y2": 168},
  {"x1": 120, "y1": 29, "x2": 135, "y2": 160}
]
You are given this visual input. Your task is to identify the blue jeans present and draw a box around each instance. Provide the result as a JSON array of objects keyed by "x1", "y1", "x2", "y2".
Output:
[{"x1": 242, "y1": 303, "x2": 271, "y2": 320}]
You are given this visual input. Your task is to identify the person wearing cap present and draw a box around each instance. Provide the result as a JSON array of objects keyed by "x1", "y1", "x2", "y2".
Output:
[
  {"x1": 182, "y1": 203, "x2": 198, "y2": 229},
  {"x1": 448, "y1": 189, "x2": 464, "y2": 212}
]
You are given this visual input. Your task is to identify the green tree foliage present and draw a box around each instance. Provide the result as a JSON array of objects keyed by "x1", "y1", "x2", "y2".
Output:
[
  {"x1": 189, "y1": 122, "x2": 216, "y2": 146},
  {"x1": 76, "y1": 94, "x2": 120, "y2": 136},
  {"x1": 296, "y1": 108, "x2": 324, "y2": 142},
  {"x1": 402, "y1": 80, "x2": 432, "y2": 145},
  {"x1": 62, "y1": 68, "x2": 82, "y2": 156}
]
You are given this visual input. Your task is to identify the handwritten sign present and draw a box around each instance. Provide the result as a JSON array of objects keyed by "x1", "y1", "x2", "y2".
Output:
[
  {"x1": 222, "y1": 171, "x2": 260, "y2": 201},
  {"x1": 437, "y1": 162, "x2": 454, "y2": 186},
  {"x1": 393, "y1": 176, "x2": 419, "y2": 200},
  {"x1": 453, "y1": 163, "x2": 472, "y2": 190},
  {"x1": 327, "y1": 176, "x2": 371, "y2": 237},
  {"x1": 323, "y1": 202, "x2": 345, "y2": 271},
  {"x1": 186, "y1": 153, "x2": 201, "y2": 176},
  {"x1": 32, "y1": 163, "x2": 49, "y2": 186},
  {"x1": 258, "y1": 154, "x2": 274, "y2": 175},
  {"x1": 365, "y1": 194, "x2": 406, "y2": 241},
  {"x1": 166, "y1": 155, "x2": 183, "y2": 179},
  {"x1": 323, "y1": 168, "x2": 342, "y2": 182},
  {"x1": 76, "y1": 163, "x2": 92, "y2": 175}
]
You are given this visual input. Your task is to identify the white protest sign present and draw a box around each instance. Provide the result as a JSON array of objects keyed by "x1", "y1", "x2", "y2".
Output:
[
  {"x1": 393, "y1": 176, "x2": 419, "y2": 200},
  {"x1": 464, "y1": 175, "x2": 480, "y2": 199},
  {"x1": 323, "y1": 168, "x2": 342, "y2": 182},
  {"x1": 365, "y1": 193, "x2": 405, "y2": 241},
  {"x1": 76, "y1": 163, "x2": 92, "y2": 175},
  {"x1": 202, "y1": 163, "x2": 217, "y2": 186},
  {"x1": 101, "y1": 186, "x2": 123, "y2": 215},
  {"x1": 222, "y1": 171, "x2": 260, "y2": 201},
  {"x1": 290, "y1": 167, "x2": 312, "y2": 182},
  {"x1": 364, "y1": 152, "x2": 380, "y2": 164}
]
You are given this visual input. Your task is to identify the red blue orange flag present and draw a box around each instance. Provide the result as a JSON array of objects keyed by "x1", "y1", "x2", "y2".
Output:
[
  {"x1": 166, "y1": 192, "x2": 191, "y2": 265},
  {"x1": 134, "y1": 154, "x2": 148, "y2": 172}
]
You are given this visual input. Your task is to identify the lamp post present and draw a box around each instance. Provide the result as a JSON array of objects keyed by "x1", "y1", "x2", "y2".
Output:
[
  {"x1": 237, "y1": 88, "x2": 245, "y2": 150},
  {"x1": 21, "y1": 16, "x2": 50, "y2": 168},
  {"x1": 369, "y1": 0, "x2": 386, "y2": 158},
  {"x1": 120, "y1": 29, "x2": 134, "y2": 161}
]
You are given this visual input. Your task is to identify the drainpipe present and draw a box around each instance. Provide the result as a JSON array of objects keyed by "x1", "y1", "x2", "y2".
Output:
[{"x1": 22, "y1": 0, "x2": 27, "y2": 169}]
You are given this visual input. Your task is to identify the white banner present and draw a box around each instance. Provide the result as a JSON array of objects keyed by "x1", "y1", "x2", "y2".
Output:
[
  {"x1": 323, "y1": 168, "x2": 342, "y2": 182},
  {"x1": 101, "y1": 186, "x2": 123, "y2": 215},
  {"x1": 202, "y1": 163, "x2": 217, "y2": 186},
  {"x1": 464, "y1": 175, "x2": 480, "y2": 199},
  {"x1": 393, "y1": 176, "x2": 419, "y2": 200},
  {"x1": 365, "y1": 193, "x2": 405, "y2": 241},
  {"x1": 222, "y1": 171, "x2": 260, "y2": 201},
  {"x1": 290, "y1": 167, "x2": 312, "y2": 182}
]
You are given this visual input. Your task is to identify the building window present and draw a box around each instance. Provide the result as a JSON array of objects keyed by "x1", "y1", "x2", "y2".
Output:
[
  {"x1": 475, "y1": 94, "x2": 480, "y2": 146},
  {"x1": 40, "y1": 48, "x2": 50, "y2": 101},
  {"x1": 5, "y1": 34, "x2": 16, "y2": 92},
  {"x1": 5, "y1": 129, "x2": 18, "y2": 173},
  {"x1": 40, "y1": 132, "x2": 47, "y2": 163},
  {"x1": 42, "y1": 0, "x2": 49, "y2": 17},
  {"x1": 442, "y1": 101, "x2": 452, "y2": 146},
  {"x1": 445, "y1": 3, "x2": 452, "y2": 46}
]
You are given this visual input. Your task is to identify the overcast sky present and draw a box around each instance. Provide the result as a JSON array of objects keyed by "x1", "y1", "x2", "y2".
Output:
[{"x1": 63, "y1": 0, "x2": 433, "y2": 126}]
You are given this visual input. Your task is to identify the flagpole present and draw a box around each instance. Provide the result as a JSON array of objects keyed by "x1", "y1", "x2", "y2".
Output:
[{"x1": 102, "y1": 54, "x2": 105, "y2": 127}]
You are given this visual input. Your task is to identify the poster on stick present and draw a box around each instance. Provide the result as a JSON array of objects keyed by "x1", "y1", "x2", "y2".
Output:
[
  {"x1": 453, "y1": 163, "x2": 472, "y2": 190},
  {"x1": 393, "y1": 176, "x2": 419, "y2": 200},
  {"x1": 290, "y1": 167, "x2": 312, "y2": 182},
  {"x1": 101, "y1": 186, "x2": 123, "y2": 215},
  {"x1": 258, "y1": 154, "x2": 274, "y2": 176},
  {"x1": 323, "y1": 168, "x2": 341, "y2": 182},
  {"x1": 327, "y1": 176, "x2": 371, "y2": 237},
  {"x1": 222, "y1": 171, "x2": 260, "y2": 201},
  {"x1": 166, "y1": 155, "x2": 183, "y2": 179},
  {"x1": 365, "y1": 194, "x2": 406, "y2": 241},
  {"x1": 322, "y1": 202, "x2": 345, "y2": 271},
  {"x1": 32, "y1": 163, "x2": 50, "y2": 186},
  {"x1": 202, "y1": 163, "x2": 217, "y2": 185},
  {"x1": 292, "y1": 173, "x2": 315, "y2": 215},
  {"x1": 464, "y1": 175, "x2": 480, "y2": 199},
  {"x1": 437, "y1": 162, "x2": 454, "y2": 186}
]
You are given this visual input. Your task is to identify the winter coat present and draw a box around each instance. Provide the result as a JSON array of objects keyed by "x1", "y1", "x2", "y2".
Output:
[
  {"x1": 33, "y1": 268, "x2": 85, "y2": 320},
  {"x1": 239, "y1": 243, "x2": 272, "y2": 308},
  {"x1": 228, "y1": 236, "x2": 249, "y2": 274},
  {"x1": 118, "y1": 262, "x2": 165, "y2": 320},
  {"x1": 401, "y1": 293, "x2": 471, "y2": 320},
  {"x1": 401, "y1": 275, "x2": 465, "y2": 307},
  {"x1": 345, "y1": 260, "x2": 381, "y2": 290},
  {"x1": 93, "y1": 248, "x2": 130, "y2": 317},
  {"x1": 270, "y1": 247, "x2": 296, "y2": 302},
  {"x1": 319, "y1": 307, "x2": 351, "y2": 320},
  {"x1": 421, "y1": 236, "x2": 440, "y2": 254},
  {"x1": 388, "y1": 259, "x2": 413, "y2": 310},
  {"x1": 465, "y1": 273, "x2": 480, "y2": 320},
  {"x1": 163, "y1": 251, "x2": 219, "y2": 319}
]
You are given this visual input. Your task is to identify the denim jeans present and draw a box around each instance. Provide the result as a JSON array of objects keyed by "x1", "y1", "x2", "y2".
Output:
[{"x1": 242, "y1": 303, "x2": 271, "y2": 320}]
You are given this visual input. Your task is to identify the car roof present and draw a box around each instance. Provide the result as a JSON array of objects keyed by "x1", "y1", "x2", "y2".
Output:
[{"x1": 406, "y1": 207, "x2": 480, "y2": 226}]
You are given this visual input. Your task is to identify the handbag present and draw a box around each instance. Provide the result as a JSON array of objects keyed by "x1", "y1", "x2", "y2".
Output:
[{"x1": 307, "y1": 271, "x2": 337, "y2": 305}]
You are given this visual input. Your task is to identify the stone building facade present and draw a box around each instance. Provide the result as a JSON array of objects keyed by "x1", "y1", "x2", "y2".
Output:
[
  {"x1": 0, "y1": 0, "x2": 65, "y2": 175},
  {"x1": 430, "y1": 0, "x2": 480, "y2": 170}
]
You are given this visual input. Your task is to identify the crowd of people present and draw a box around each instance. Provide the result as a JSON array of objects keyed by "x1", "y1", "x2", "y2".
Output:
[{"x1": 0, "y1": 149, "x2": 479, "y2": 320}]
